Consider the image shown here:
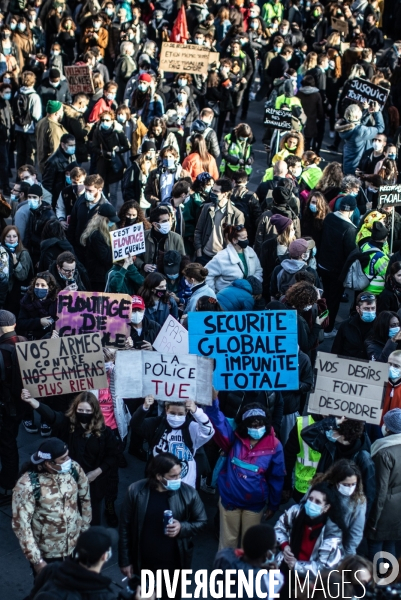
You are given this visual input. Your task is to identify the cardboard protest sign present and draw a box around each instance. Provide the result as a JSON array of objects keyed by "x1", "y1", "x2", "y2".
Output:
[
  {"x1": 56, "y1": 291, "x2": 131, "y2": 348},
  {"x1": 153, "y1": 315, "x2": 189, "y2": 354},
  {"x1": 331, "y1": 17, "x2": 349, "y2": 35},
  {"x1": 378, "y1": 184, "x2": 401, "y2": 207},
  {"x1": 159, "y1": 42, "x2": 210, "y2": 75},
  {"x1": 308, "y1": 352, "x2": 387, "y2": 424},
  {"x1": 16, "y1": 333, "x2": 107, "y2": 398},
  {"x1": 264, "y1": 107, "x2": 293, "y2": 130},
  {"x1": 208, "y1": 51, "x2": 220, "y2": 65},
  {"x1": 344, "y1": 77, "x2": 389, "y2": 110},
  {"x1": 64, "y1": 65, "x2": 94, "y2": 95},
  {"x1": 114, "y1": 350, "x2": 213, "y2": 404},
  {"x1": 188, "y1": 311, "x2": 299, "y2": 391},
  {"x1": 110, "y1": 223, "x2": 145, "y2": 263}
]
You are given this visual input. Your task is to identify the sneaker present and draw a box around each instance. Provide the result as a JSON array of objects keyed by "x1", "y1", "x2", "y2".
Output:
[
  {"x1": 40, "y1": 423, "x2": 52, "y2": 437},
  {"x1": 329, "y1": 131, "x2": 335, "y2": 139},
  {"x1": 324, "y1": 329, "x2": 338, "y2": 339},
  {"x1": 23, "y1": 420, "x2": 38, "y2": 433},
  {"x1": 104, "y1": 500, "x2": 118, "y2": 527}
]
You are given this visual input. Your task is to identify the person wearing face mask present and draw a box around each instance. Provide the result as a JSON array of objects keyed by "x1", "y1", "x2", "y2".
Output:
[
  {"x1": 229, "y1": 171, "x2": 262, "y2": 246},
  {"x1": 0, "y1": 83, "x2": 14, "y2": 195},
  {"x1": 11, "y1": 437, "x2": 91, "y2": 573},
  {"x1": 144, "y1": 145, "x2": 191, "y2": 207},
  {"x1": 358, "y1": 221, "x2": 389, "y2": 296},
  {"x1": 20, "y1": 390, "x2": 118, "y2": 527},
  {"x1": 41, "y1": 134, "x2": 77, "y2": 206},
  {"x1": 148, "y1": 9, "x2": 169, "y2": 49},
  {"x1": 167, "y1": 85, "x2": 199, "y2": 142},
  {"x1": 88, "y1": 81, "x2": 118, "y2": 124},
  {"x1": 105, "y1": 252, "x2": 144, "y2": 295},
  {"x1": 122, "y1": 141, "x2": 157, "y2": 206},
  {"x1": 125, "y1": 294, "x2": 161, "y2": 353},
  {"x1": 127, "y1": 73, "x2": 164, "y2": 129},
  {"x1": 182, "y1": 172, "x2": 213, "y2": 254},
  {"x1": 25, "y1": 184, "x2": 56, "y2": 267},
  {"x1": 82, "y1": 15, "x2": 109, "y2": 58},
  {"x1": 12, "y1": 17, "x2": 34, "y2": 71},
  {"x1": 138, "y1": 272, "x2": 179, "y2": 326},
  {"x1": 357, "y1": 134, "x2": 386, "y2": 176},
  {"x1": 182, "y1": 262, "x2": 216, "y2": 313},
  {"x1": 204, "y1": 399, "x2": 285, "y2": 548},
  {"x1": 380, "y1": 352, "x2": 401, "y2": 418},
  {"x1": 377, "y1": 261, "x2": 401, "y2": 313},
  {"x1": 37, "y1": 68, "x2": 72, "y2": 114},
  {"x1": 114, "y1": 41, "x2": 137, "y2": 104},
  {"x1": 189, "y1": 108, "x2": 221, "y2": 160},
  {"x1": 301, "y1": 193, "x2": 329, "y2": 252},
  {"x1": 365, "y1": 311, "x2": 401, "y2": 363},
  {"x1": 331, "y1": 292, "x2": 377, "y2": 360},
  {"x1": 36, "y1": 100, "x2": 67, "y2": 174},
  {"x1": 0, "y1": 226, "x2": 33, "y2": 312},
  {"x1": 367, "y1": 408, "x2": 401, "y2": 561},
  {"x1": 17, "y1": 271, "x2": 59, "y2": 341},
  {"x1": 119, "y1": 453, "x2": 207, "y2": 586},
  {"x1": 116, "y1": 106, "x2": 147, "y2": 163},
  {"x1": 270, "y1": 238, "x2": 320, "y2": 300},
  {"x1": 220, "y1": 122, "x2": 254, "y2": 180},
  {"x1": 47, "y1": 250, "x2": 87, "y2": 293}
]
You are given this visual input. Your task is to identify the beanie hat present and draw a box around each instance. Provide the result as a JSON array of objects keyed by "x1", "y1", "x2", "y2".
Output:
[
  {"x1": 270, "y1": 213, "x2": 292, "y2": 234},
  {"x1": 338, "y1": 194, "x2": 357, "y2": 211},
  {"x1": 0, "y1": 310, "x2": 16, "y2": 326},
  {"x1": 289, "y1": 238, "x2": 308, "y2": 258},
  {"x1": 28, "y1": 183, "x2": 43, "y2": 197},
  {"x1": 272, "y1": 182, "x2": 292, "y2": 205},
  {"x1": 371, "y1": 220, "x2": 388, "y2": 241},
  {"x1": 196, "y1": 172, "x2": 213, "y2": 184},
  {"x1": 243, "y1": 524, "x2": 276, "y2": 559},
  {"x1": 46, "y1": 99, "x2": 62, "y2": 114},
  {"x1": 142, "y1": 140, "x2": 156, "y2": 153},
  {"x1": 384, "y1": 408, "x2": 401, "y2": 434},
  {"x1": 138, "y1": 73, "x2": 152, "y2": 83},
  {"x1": 74, "y1": 526, "x2": 118, "y2": 566}
]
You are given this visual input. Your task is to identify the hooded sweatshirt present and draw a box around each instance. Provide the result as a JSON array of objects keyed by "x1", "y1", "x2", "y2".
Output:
[{"x1": 14, "y1": 86, "x2": 42, "y2": 134}]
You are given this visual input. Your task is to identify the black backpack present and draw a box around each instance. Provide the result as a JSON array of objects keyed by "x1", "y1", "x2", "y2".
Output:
[
  {"x1": 13, "y1": 92, "x2": 32, "y2": 127},
  {"x1": 276, "y1": 264, "x2": 307, "y2": 295}
]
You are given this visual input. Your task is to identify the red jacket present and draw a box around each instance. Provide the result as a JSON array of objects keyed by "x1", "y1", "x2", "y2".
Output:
[{"x1": 88, "y1": 97, "x2": 116, "y2": 123}]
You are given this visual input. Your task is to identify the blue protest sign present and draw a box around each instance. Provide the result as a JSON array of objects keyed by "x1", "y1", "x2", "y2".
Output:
[{"x1": 188, "y1": 311, "x2": 299, "y2": 391}]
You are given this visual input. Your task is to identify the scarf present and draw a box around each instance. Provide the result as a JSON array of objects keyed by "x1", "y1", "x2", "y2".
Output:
[
  {"x1": 290, "y1": 506, "x2": 327, "y2": 560},
  {"x1": 371, "y1": 432, "x2": 401, "y2": 457}
]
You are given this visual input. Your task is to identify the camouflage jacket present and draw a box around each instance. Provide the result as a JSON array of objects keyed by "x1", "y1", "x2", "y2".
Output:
[{"x1": 12, "y1": 461, "x2": 91, "y2": 564}]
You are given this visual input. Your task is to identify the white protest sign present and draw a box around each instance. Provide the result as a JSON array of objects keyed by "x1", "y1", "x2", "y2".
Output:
[
  {"x1": 110, "y1": 223, "x2": 145, "y2": 263},
  {"x1": 153, "y1": 315, "x2": 189, "y2": 354},
  {"x1": 308, "y1": 352, "x2": 387, "y2": 424},
  {"x1": 114, "y1": 350, "x2": 213, "y2": 404}
]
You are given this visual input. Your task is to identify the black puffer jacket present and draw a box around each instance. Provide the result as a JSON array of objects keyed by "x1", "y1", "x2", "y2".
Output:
[
  {"x1": 331, "y1": 314, "x2": 373, "y2": 360},
  {"x1": 17, "y1": 293, "x2": 57, "y2": 340},
  {"x1": 25, "y1": 203, "x2": 56, "y2": 267},
  {"x1": 42, "y1": 147, "x2": 77, "y2": 205},
  {"x1": 90, "y1": 123, "x2": 130, "y2": 185},
  {"x1": 38, "y1": 237, "x2": 75, "y2": 271},
  {"x1": 118, "y1": 478, "x2": 207, "y2": 571}
]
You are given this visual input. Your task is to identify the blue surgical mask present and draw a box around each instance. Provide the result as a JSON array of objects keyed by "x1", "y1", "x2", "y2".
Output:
[
  {"x1": 163, "y1": 477, "x2": 181, "y2": 491},
  {"x1": 178, "y1": 78, "x2": 187, "y2": 87},
  {"x1": 388, "y1": 154, "x2": 396, "y2": 160},
  {"x1": 247, "y1": 426, "x2": 266, "y2": 440},
  {"x1": 177, "y1": 93, "x2": 186, "y2": 103},
  {"x1": 274, "y1": 46, "x2": 282, "y2": 53},
  {"x1": 163, "y1": 157, "x2": 175, "y2": 169},
  {"x1": 389, "y1": 365, "x2": 401, "y2": 380},
  {"x1": 65, "y1": 175, "x2": 71, "y2": 184},
  {"x1": 108, "y1": 221, "x2": 115, "y2": 229},
  {"x1": 3, "y1": 47, "x2": 10, "y2": 55},
  {"x1": 325, "y1": 429, "x2": 337, "y2": 442},
  {"x1": 3, "y1": 92, "x2": 11, "y2": 100},
  {"x1": 349, "y1": 191, "x2": 358, "y2": 197},
  {"x1": 65, "y1": 146, "x2": 75, "y2": 155},
  {"x1": 28, "y1": 199, "x2": 40, "y2": 210},
  {"x1": 138, "y1": 83, "x2": 148, "y2": 92},
  {"x1": 85, "y1": 191, "x2": 95, "y2": 202},
  {"x1": 34, "y1": 287, "x2": 47, "y2": 299},
  {"x1": 305, "y1": 499, "x2": 324, "y2": 518},
  {"x1": 309, "y1": 203, "x2": 317, "y2": 213},
  {"x1": 239, "y1": 136, "x2": 248, "y2": 141},
  {"x1": 389, "y1": 326, "x2": 401, "y2": 338},
  {"x1": 361, "y1": 310, "x2": 375, "y2": 322},
  {"x1": 168, "y1": 273, "x2": 179, "y2": 280},
  {"x1": 101, "y1": 121, "x2": 112, "y2": 130},
  {"x1": 5, "y1": 241, "x2": 18, "y2": 251},
  {"x1": 117, "y1": 114, "x2": 126, "y2": 123}
]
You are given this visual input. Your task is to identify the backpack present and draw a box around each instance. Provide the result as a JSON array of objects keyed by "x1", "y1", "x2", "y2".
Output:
[
  {"x1": 342, "y1": 246, "x2": 382, "y2": 291},
  {"x1": 276, "y1": 264, "x2": 307, "y2": 294},
  {"x1": 28, "y1": 466, "x2": 80, "y2": 502},
  {"x1": 13, "y1": 92, "x2": 32, "y2": 127}
]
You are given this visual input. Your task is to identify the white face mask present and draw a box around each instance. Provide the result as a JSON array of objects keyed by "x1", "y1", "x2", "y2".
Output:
[
  {"x1": 55, "y1": 458, "x2": 72, "y2": 474},
  {"x1": 381, "y1": 424, "x2": 388, "y2": 437},
  {"x1": 304, "y1": 304, "x2": 313, "y2": 311},
  {"x1": 372, "y1": 141, "x2": 382, "y2": 152},
  {"x1": 337, "y1": 483, "x2": 356, "y2": 496},
  {"x1": 131, "y1": 311, "x2": 144, "y2": 324},
  {"x1": 158, "y1": 222, "x2": 171, "y2": 235},
  {"x1": 166, "y1": 414, "x2": 186, "y2": 428}
]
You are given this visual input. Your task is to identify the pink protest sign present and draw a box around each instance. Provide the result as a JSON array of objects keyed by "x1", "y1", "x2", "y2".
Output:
[{"x1": 56, "y1": 291, "x2": 132, "y2": 348}]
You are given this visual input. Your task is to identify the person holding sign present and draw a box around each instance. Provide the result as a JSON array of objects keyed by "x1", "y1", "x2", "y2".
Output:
[
  {"x1": 204, "y1": 398, "x2": 285, "y2": 550},
  {"x1": 17, "y1": 272, "x2": 58, "y2": 341},
  {"x1": 125, "y1": 295, "x2": 161, "y2": 351},
  {"x1": 105, "y1": 255, "x2": 144, "y2": 295}
]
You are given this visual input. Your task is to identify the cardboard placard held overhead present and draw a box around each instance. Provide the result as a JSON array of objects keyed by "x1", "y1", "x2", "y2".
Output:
[
  {"x1": 188, "y1": 311, "x2": 299, "y2": 391},
  {"x1": 64, "y1": 65, "x2": 94, "y2": 95},
  {"x1": 308, "y1": 352, "x2": 387, "y2": 424},
  {"x1": 264, "y1": 107, "x2": 293, "y2": 130},
  {"x1": 344, "y1": 77, "x2": 389, "y2": 110},
  {"x1": 110, "y1": 223, "x2": 145, "y2": 263},
  {"x1": 153, "y1": 315, "x2": 189, "y2": 354},
  {"x1": 114, "y1": 350, "x2": 213, "y2": 404},
  {"x1": 378, "y1": 184, "x2": 401, "y2": 207},
  {"x1": 16, "y1": 333, "x2": 107, "y2": 398},
  {"x1": 159, "y1": 42, "x2": 210, "y2": 75},
  {"x1": 331, "y1": 17, "x2": 349, "y2": 35},
  {"x1": 208, "y1": 51, "x2": 220, "y2": 65},
  {"x1": 56, "y1": 291, "x2": 132, "y2": 348}
]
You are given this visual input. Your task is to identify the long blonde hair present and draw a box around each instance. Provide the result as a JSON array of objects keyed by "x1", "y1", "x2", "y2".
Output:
[{"x1": 80, "y1": 213, "x2": 113, "y2": 247}]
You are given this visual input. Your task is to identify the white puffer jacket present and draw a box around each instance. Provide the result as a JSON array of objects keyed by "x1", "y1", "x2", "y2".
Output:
[{"x1": 205, "y1": 243, "x2": 263, "y2": 293}]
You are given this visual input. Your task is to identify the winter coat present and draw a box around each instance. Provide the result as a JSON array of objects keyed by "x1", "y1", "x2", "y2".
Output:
[
  {"x1": 90, "y1": 122, "x2": 130, "y2": 185},
  {"x1": 129, "y1": 315, "x2": 161, "y2": 346},
  {"x1": 182, "y1": 152, "x2": 219, "y2": 182},
  {"x1": 48, "y1": 260, "x2": 87, "y2": 292},
  {"x1": 367, "y1": 434, "x2": 401, "y2": 540},
  {"x1": 42, "y1": 146, "x2": 77, "y2": 205},
  {"x1": 194, "y1": 201, "x2": 245, "y2": 253},
  {"x1": 274, "y1": 504, "x2": 343, "y2": 576},
  {"x1": 104, "y1": 263, "x2": 144, "y2": 295},
  {"x1": 184, "y1": 281, "x2": 216, "y2": 313},
  {"x1": 296, "y1": 85, "x2": 324, "y2": 138},
  {"x1": 335, "y1": 111, "x2": 385, "y2": 175},
  {"x1": 270, "y1": 259, "x2": 319, "y2": 299},
  {"x1": 166, "y1": 99, "x2": 199, "y2": 135},
  {"x1": 68, "y1": 195, "x2": 110, "y2": 260},
  {"x1": 135, "y1": 229, "x2": 185, "y2": 273},
  {"x1": 318, "y1": 212, "x2": 356, "y2": 275},
  {"x1": 301, "y1": 416, "x2": 376, "y2": 514},
  {"x1": 217, "y1": 278, "x2": 255, "y2": 311},
  {"x1": 17, "y1": 292, "x2": 57, "y2": 339},
  {"x1": 118, "y1": 478, "x2": 207, "y2": 571},
  {"x1": 190, "y1": 118, "x2": 220, "y2": 159},
  {"x1": 14, "y1": 86, "x2": 42, "y2": 135},
  {"x1": 144, "y1": 164, "x2": 192, "y2": 207},
  {"x1": 56, "y1": 184, "x2": 84, "y2": 221},
  {"x1": 38, "y1": 237, "x2": 75, "y2": 272},
  {"x1": 26, "y1": 203, "x2": 57, "y2": 267},
  {"x1": 331, "y1": 313, "x2": 373, "y2": 359},
  {"x1": 254, "y1": 207, "x2": 301, "y2": 255},
  {"x1": 12, "y1": 461, "x2": 91, "y2": 564},
  {"x1": 62, "y1": 104, "x2": 91, "y2": 163},
  {"x1": 366, "y1": 336, "x2": 399, "y2": 363},
  {"x1": 230, "y1": 185, "x2": 262, "y2": 246},
  {"x1": 85, "y1": 230, "x2": 113, "y2": 286},
  {"x1": 36, "y1": 116, "x2": 68, "y2": 173},
  {"x1": 205, "y1": 398, "x2": 285, "y2": 512},
  {"x1": 37, "y1": 77, "x2": 71, "y2": 112},
  {"x1": 205, "y1": 243, "x2": 263, "y2": 293},
  {"x1": 145, "y1": 295, "x2": 179, "y2": 327},
  {"x1": 377, "y1": 281, "x2": 401, "y2": 313},
  {"x1": 0, "y1": 96, "x2": 13, "y2": 141},
  {"x1": 282, "y1": 350, "x2": 313, "y2": 415}
]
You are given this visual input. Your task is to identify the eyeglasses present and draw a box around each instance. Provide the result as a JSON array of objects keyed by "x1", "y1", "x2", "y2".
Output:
[{"x1": 61, "y1": 267, "x2": 76, "y2": 276}]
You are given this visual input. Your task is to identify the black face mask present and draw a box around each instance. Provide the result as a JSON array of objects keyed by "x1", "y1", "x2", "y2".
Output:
[
  {"x1": 125, "y1": 217, "x2": 138, "y2": 225},
  {"x1": 76, "y1": 412, "x2": 93, "y2": 424},
  {"x1": 237, "y1": 239, "x2": 249, "y2": 249}
]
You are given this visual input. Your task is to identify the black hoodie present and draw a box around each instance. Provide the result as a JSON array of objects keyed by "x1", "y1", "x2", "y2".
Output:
[{"x1": 28, "y1": 558, "x2": 118, "y2": 600}]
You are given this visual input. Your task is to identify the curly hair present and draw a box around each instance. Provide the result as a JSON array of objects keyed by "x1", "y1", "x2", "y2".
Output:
[
  {"x1": 337, "y1": 419, "x2": 365, "y2": 444},
  {"x1": 315, "y1": 162, "x2": 343, "y2": 192},
  {"x1": 28, "y1": 272, "x2": 60, "y2": 301},
  {"x1": 311, "y1": 459, "x2": 366, "y2": 505},
  {"x1": 118, "y1": 200, "x2": 151, "y2": 229},
  {"x1": 65, "y1": 392, "x2": 105, "y2": 438},
  {"x1": 235, "y1": 402, "x2": 272, "y2": 439},
  {"x1": 285, "y1": 281, "x2": 318, "y2": 311},
  {"x1": 279, "y1": 131, "x2": 304, "y2": 158},
  {"x1": 303, "y1": 191, "x2": 330, "y2": 228}
]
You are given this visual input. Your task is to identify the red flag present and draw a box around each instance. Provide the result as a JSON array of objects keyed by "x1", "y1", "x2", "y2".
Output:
[{"x1": 170, "y1": 6, "x2": 189, "y2": 43}]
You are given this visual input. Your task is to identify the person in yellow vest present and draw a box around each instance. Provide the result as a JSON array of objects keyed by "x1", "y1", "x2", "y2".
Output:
[
  {"x1": 220, "y1": 123, "x2": 255, "y2": 180},
  {"x1": 299, "y1": 151, "x2": 323, "y2": 193},
  {"x1": 275, "y1": 80, "x2": 302, "y2": 111},
  {"x1": 282, "y1": 415, "x2": 321, "y2": 503},
  {"x1": 272, "y1": 130, "x2": 304, "y2": 164}
]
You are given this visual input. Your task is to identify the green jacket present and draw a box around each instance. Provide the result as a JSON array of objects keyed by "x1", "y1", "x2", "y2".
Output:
[
  {"x1": 105, "y1": 263, "x2": 144, "y2": 295},
  {"x1": 360, "y1": 240, "x2": 390, "y2": 295},
  {"x1": 262, "y1": 1, "x2": 284, "y2": 22},
  {"x1": 182, "y1": 192, "x2": 206, "y2": 238},
  {"x1": 299, "y1": 165, "x2": 323, "y2": 190}
]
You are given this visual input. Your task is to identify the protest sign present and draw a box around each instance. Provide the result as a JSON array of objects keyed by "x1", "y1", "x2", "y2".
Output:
[
  {"x1": 208, "y1": 51, "x2": 220, "y2": 65},
  {"x1": 56, "y1": 291, "x2": 131, "y2": 348},
  {"x1": 153, "y1": 315, "x2": 189, "y2": 354},
  {"x1": 378, "y1": 184, "x2": 401, "y2": 207},
  {"x1": 331, "y1": 17, "x2": 349, "y2": 35},
  {"x1": 110, "y1": 222, "x2": 145, "y2": 263},
  {"x1": 159, "y1": 42, "x2": 210, "y2": 75},
  {"x1": 114, "y1": 350, "x2": 213, "y2": 404},
  {"x1": 64, "y1": 65, "x2": 94, "y2": 94},
  {"x1": 188, "y1": 311, "x2": 299, "y2": 391},
  {"x1": 308, "y1": 352, "x2": 387, "y2": 424},
  {"x1": 264, "y1": 107, "x2": 293, "y2": 130},
  {"x1": 16, "y1": 332, "x2": 107, "y2": 398},
  {"x1": 344, "y1": 77, "x2": 389, "y2": 110}
]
